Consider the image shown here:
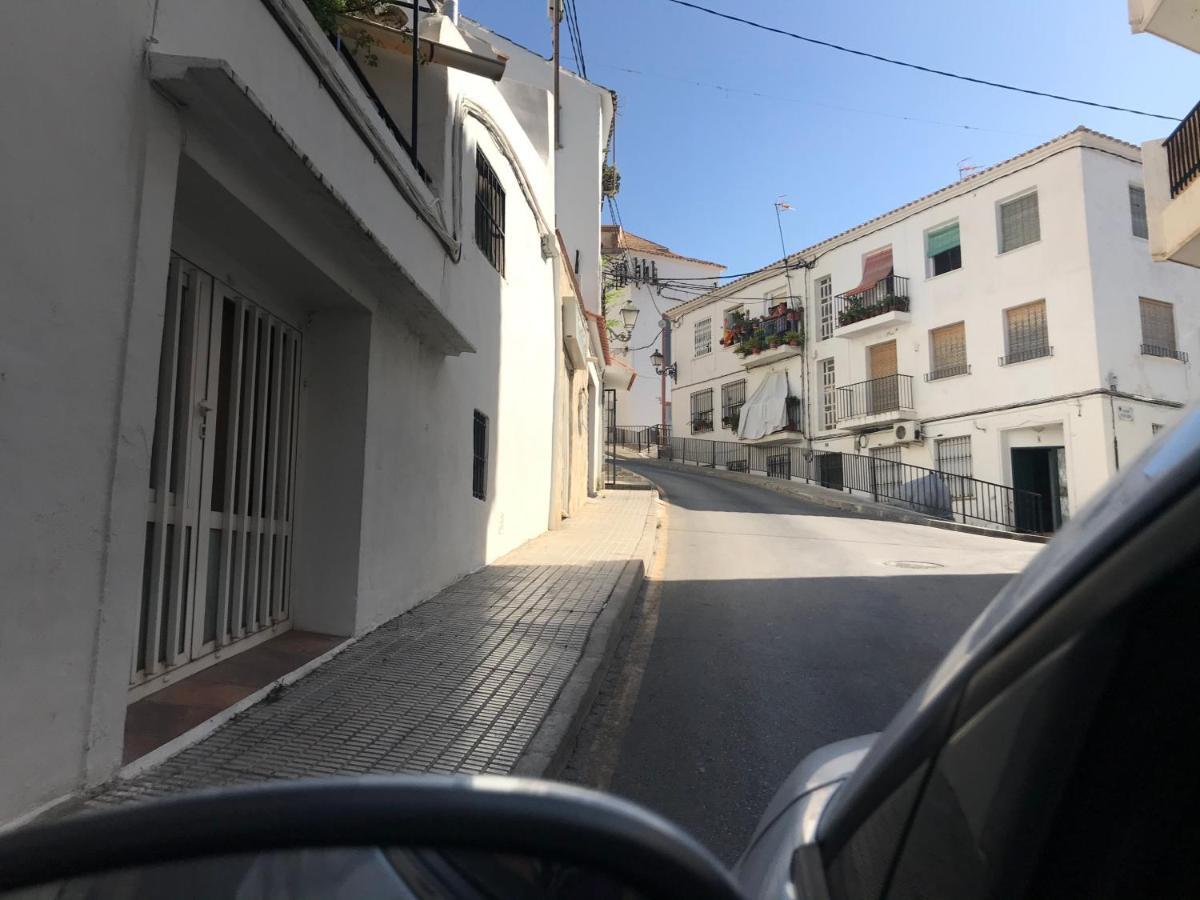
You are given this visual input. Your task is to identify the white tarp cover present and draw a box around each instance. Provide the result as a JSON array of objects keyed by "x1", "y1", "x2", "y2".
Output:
[{"x1": 737, "y1": 371, "x2": 790, "y2": 440}]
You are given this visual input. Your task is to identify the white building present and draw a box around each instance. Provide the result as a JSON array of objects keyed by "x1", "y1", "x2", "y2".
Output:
[
  {"x1": 0, "y1": 0, "x2": 613, "y2": 824},
  {"x1": 1128, "y1": 1, "x2": 1200, "y2": 268},
  {"x1": 600, "y1": 226, "x2": 725, "y2": 427},
  {"x1": 668, "y1": 128, "x2": 1200, "y2": 532}
]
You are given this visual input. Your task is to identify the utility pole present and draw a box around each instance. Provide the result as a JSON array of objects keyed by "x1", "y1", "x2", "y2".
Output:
[
  {"x1": 550, "y1": 0, "x2": 562, "y2": 149},
  {"x1": 660, "y1": 314, "x2": 670, "y2": 435},
  {"x1": 775, "y1": 198, "x2": 810, "y2": 444}
]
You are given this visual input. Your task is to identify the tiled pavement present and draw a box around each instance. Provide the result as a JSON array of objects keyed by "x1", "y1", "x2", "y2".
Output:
[{"x1": 92, "y1": 490, "x2": 656, "y2": 807}]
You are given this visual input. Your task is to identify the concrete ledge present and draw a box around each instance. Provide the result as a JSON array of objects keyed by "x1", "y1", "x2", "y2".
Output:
[
  {"x1": 514, "y1": 495, "x2": 661, "y2": 778},
  {"x1": 633, "y1": 456, "x2": 1049, "y2": 544}
]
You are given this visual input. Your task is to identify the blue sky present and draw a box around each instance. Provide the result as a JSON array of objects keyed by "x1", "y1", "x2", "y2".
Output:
[{"x1": 466, "y1": 0, "x2": 1199, "y2": 276}]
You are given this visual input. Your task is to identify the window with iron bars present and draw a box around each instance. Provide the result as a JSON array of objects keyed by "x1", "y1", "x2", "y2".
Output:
[
  {"x1": 472, "y1": 410, "x2": 489, "y2": 500},
  {"x1": 1129, "y1": 185, "x2": 1148, "y2": 239},
  {"x1": 721, "y1": 380, "x2": 746, "y2": 431},
  {"x1": 927, "y1": 322, "x2": 969, "y2": 380},
  {"x1": 1002, "y1": 300, "x2": 1050, "y2": 364},
  {"x1": 820, "y1": 358, "x2": 836, "y2": 430},
  {"x1": 817, "y1": 276, "x2": 833, "y2": 341},
  {"x1": 1140, "y1": 298, "x2": 1182, "y2": 360},
  {"x1": 690, "y1": 388, "x2": 713, "y2": 433},
  {"x1": 936, "y1": 435, "x2": 974, "y2": 500},
  {"x1": 694, "y1": 318, "x2": 712, "y2": 357},
  {"x1": 998, "y1": 191, "x2": 1040, "y2": 253},
  {"x1": 475, "y1": 150, "x2": 505, "y2": 275}
]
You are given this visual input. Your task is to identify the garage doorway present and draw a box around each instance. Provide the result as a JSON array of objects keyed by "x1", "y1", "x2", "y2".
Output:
[
  {"x1": 1011, "y1": 446, "x2": 1067, "y2": 533},
  {"x1": 133, "y1": 255, "x2": 302, "y2": 693}
]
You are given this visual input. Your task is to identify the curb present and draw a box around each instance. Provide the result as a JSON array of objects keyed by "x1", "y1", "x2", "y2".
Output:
[
  {"x1": 633, "y1": 456, "x2": 1049, "y2": 544},
  {"x1": 513, "y1": 494, "x2": 661, "y2": 779}
]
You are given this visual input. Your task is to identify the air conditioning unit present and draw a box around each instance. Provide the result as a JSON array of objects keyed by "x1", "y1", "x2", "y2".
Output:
[{"x1": 892, "y1": 420, "x2": 924, "y2": 444}]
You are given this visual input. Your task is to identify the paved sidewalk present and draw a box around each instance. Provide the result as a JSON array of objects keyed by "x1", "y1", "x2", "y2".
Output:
[{"x1": 91, "y1": 490, "x2": 656, "y2": 807}]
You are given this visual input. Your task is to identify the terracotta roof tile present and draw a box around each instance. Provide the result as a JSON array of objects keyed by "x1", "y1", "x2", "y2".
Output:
[{"x1": 602, "y1": 226, "x2": 725, "y2": 269}]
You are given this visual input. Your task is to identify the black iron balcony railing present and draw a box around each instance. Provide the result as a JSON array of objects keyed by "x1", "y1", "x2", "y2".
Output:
[
  {"x1": 1141, "y1": 343, "x2": 1189, "y2": 363},
  {"x1": 924, "y1": 363, "x2": 971, "y2": 381},
  {"x1": 1166, "y1": 98, "x2": 1200, "y2": 198},
  {"x1": 835, "y1": 275, "x2": 910, "y2": 328},
  {"x1": 999, "y1": 344, "x2": 1053, "y2": 366},
  {"x1": 607, "y1": 427, "x2": 1048, "y2": 533},
  {"x1": 836, "y1": 374, "x2": 914, "y2": 421}
]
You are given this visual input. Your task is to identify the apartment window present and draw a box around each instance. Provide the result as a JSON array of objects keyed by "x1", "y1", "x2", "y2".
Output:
[
  {"x1": 925, "y1": 221, "x2": 962, "y2": 276},
  {"x1": 820, "y1": 358, "x2": 836, "y2": 430},
  {"x1": 721, "y1": 379, "x2": 746, "y2": 430},
  {"x1": 936, "y1": 435, "x2": 974, "y2": 500},
  {"x1": 1129, "y1": 185, "x2": 1148, "y2": 239},
  {"x1": 1140, "y1": 298, "x2": 1184, "y2": 360},
  {"x1": 817, "y1": 276, "x2": 833, "y2": 341},
  {"x1": 694, "y1": 317, "x2": 712, "y2": 357},
  {"x1": 475, "y1": 150, "x2": 505, "y2": 275},
  {"x1": 998, "y1": 191, "x2": 1040, "y2": 253},
  {"x1": 472, "y1": 410, "x2": 488, "y2": 500},
  {"x1": 690, "y1": 389, "x2": 713, "y2": 433},
  {"x1": 927, "y1": 322, "x2": 969, "y2": 380},
  {"x1": 1001, "y1": 300, "x2": 1051, "y2": 365}
]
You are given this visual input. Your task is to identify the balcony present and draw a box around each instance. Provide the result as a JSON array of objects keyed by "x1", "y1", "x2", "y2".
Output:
[
  {"x1": 834, "y1": 275, "x2": 910, "y2": 337},
  {"x1": 1128, "y1": 0, "x2": 1200, "y2": 53},
  {"x1": 736, "y1": 396, "x2": 805, "y2": 446},
  {"x1": 720, "y1": 303, "x2": 806, "y2": 369},
  {"x1": 836, "y1": 374, "x2": 915, "y2": 429},
  {"x1": 1143, "y1": 106, "x2": 1200, "y2": 268}
]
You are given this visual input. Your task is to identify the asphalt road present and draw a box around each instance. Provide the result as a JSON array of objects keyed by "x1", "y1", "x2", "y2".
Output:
[{"x1": 562, "y1": 460, "x2": 1039, "y2": 864}]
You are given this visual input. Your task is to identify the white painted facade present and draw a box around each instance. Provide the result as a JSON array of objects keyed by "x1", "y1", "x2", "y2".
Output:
[
  {"x1": 0, "y1": 0, "x2": 612, "y2": 823},
  {"x1": 600, "y1": 227, "x2": 725, "y2": 427},
  {"x1": 669, "y1": 129, "x2": 1200, "y2": 529}
]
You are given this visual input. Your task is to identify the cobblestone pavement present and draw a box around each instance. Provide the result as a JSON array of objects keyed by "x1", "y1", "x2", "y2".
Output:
[{"x1": 92, "y1": 490, "x2": 655, "y2": 807}]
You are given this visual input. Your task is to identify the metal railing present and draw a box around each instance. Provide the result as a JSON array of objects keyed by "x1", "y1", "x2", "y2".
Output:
[
  {"x1": 836, "y1": 374, "x2": 914, "y2": 421},
  {"x1": 1141, "y1": 343, "x2": 1189, "y2": 363},
  {"x1": 1166, "y1": 98, "x2": 1200, "y2": 198},
  {"x1": 925, "y1": 363, "x2": 971, "y2": 381},
  {"x1": 608, "y1": 426, "x2": 1045, "y2": 533},
  {"x1": 998, "y1": 344, "x2": 1053, "y2": 366},
  {"x1": 834, "y1": 275, "x2": 910, "y2": 328}
]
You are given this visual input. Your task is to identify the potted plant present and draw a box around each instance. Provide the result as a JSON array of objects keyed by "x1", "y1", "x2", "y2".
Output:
[
  {"x1": 769, "y1": 301, "x2": 788, "y2": 318},
  {"x1": 784, "y1": 330, "x2": 801, "y2": 347},
  {"x1": 768, "y1": 335, "x2": 783, "y2": 349}
]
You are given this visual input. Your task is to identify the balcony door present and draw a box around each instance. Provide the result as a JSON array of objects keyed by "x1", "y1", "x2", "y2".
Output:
[
  {"x1": 133, "y1": 255, "x2": 302, "y2": 690},
  {"x1": 867, "y1": 340, "x2": 898, "y2": 413}
]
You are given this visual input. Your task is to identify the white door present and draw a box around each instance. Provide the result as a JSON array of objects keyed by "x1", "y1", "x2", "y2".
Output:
[{"x1": 132, "y1": 256, "x2": 302, "y2": 686}]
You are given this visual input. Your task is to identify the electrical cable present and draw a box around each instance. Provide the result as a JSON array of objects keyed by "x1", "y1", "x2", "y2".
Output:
[
  {"x1": 565, "y1": 0, "x2": 588, "y2": 80},
  {"x1": 657, "y1": 0, "x2": 1180, "y2": 122}
]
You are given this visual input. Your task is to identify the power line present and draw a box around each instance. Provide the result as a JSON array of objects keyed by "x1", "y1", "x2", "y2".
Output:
[
  {"x1": 565, "y1": 0, "x2": 588, "y2": 80},
  {"x1": 589, "y1": 63, "x2": 1041, "y2": 139},
  {"x1": 657, "y1": 0, "x2": 1180, "y2": 122}
]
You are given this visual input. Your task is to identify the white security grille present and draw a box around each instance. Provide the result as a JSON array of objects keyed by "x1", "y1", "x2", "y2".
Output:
[
  {"x1": 1129, "y1": 185, "x2": 1148, "y2": 239},
  {"x1": 821, "y1": 358, "x2": 836, "y2": 430},
  {"x1": 817, "y1": 276, "x2": 833, "y2": 341},
  {"x1": 134, "y1": 256, "x2": 301, "y2": 686},
  {"x1": 694, "y1": 317, "x2": 712, "y2": 357}
]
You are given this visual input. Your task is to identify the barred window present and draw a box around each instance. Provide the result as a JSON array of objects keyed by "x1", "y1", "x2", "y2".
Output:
[
  {"x1": 1152, "y1": 423, "x2": 1165, "y2": 435},
  {"x1": 1140, "y1": 298, "x2": 1177, "y2": 356},
  {"x1": 817, "y1": 276, "x2": 833, "y2": 341},
  {"x1": 1129, "y1": 185, "x2": 1148, "y2": 239},
  {"x1": 936, "y1": 435, "x2": 973, "y2": 500},
  {"x1": 690, "y1": 389, "x2": 713, "y2": 433},
  {"x1": 820, "y1": 358, "x2": 836, "y2": 430},
  {"x1": 928, "y1": 322, "x2": 968, "y2": 380},
  {"x1": 1003, "y1": 300, "x2": 1050, "y2": 364},
  {"x1": 694, "y1": 318, "x2": 712, "y2": 357},
  {"x1": 998, "y1": 191, "x2": 1040, "y2": 253},
  {"x1": 475, "y1": 150, "x2": 505, "y2": 275},
  {"x1": 721, "y1": 380, "x2": 746, "y2": 430},
  {"x1": 472, "y1": 410, "x2": 489, "y2": 500}
]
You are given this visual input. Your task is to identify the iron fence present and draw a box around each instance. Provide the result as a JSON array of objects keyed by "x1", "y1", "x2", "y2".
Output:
[
  {"x1": 834, "y1": 275, "x2": 910, "y2": 328},
  {"x1": 609, "y1": 426, "x2": 1045, "y2": 533}
]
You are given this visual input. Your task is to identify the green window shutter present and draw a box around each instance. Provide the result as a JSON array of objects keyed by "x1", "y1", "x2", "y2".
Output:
[{"x1": 926, "y1": 223, "x2": 960, "y2": 258}]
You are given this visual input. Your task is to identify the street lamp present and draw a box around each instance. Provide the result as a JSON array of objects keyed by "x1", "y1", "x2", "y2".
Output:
[
  {"x1": 650, "y1": 348, "x2": 677, "y2": 382},
  {"x1": 608, "y1": 300, "x2": 640, "y2": 342}
]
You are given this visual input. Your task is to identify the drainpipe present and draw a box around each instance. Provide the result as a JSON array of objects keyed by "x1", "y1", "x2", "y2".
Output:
[
  {"x1": 410, "y1": 0, "x2": 420, "y2": 167},
  {"x1": 551, "y1": 0, "x2": 561, "y2": 149},
  {"x1": 549, "y1": 256, "x2": 566, "y2": 527}
]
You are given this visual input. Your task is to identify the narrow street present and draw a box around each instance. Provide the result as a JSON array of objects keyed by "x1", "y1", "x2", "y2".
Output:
[{"x1": 563, "y1": 460, "x2": 1039, "y2": 863}]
